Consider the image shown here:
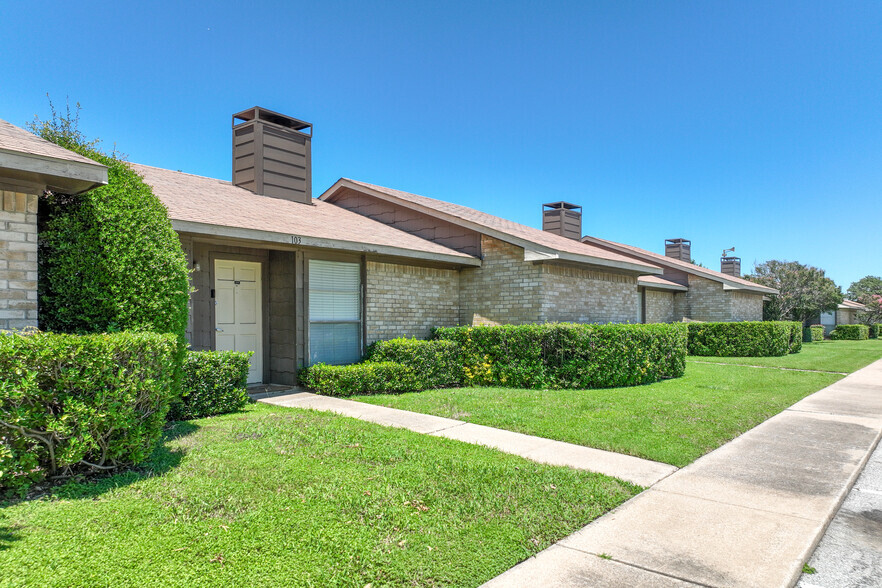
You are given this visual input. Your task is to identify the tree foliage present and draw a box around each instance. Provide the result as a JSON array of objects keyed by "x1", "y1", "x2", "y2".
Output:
[
  {"x1": 746, "y1": 260, "x2": 843, "y2": 323},
  {"x1": 847, "y1": 275, "x2": 882, "y2": 324}
]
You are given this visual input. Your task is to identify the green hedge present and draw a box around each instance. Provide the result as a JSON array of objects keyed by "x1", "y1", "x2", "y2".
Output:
[
  {"x1": 870, "y1": 324, "x2": 880, "y2": 339},
  {"x1": 167, "y1": 351, "x2": 252, "y2": 420},
  {"x1": 785, "y1": 321, "x2": 803, "y2": 354},
  {"x1": 433, "y1": 323, "x2": 687, "y2": 389},
  {"x1": 364, "y1": 338, "x2": 462, "y2": 389},
  {"x1": 804, "y1": 325, "x2": 825, "y2": 343},
  {"x1": 33, "y1": 114, "x2": 190, "y2": 398},
  {"x1": 0, "y1": 331, "x2": 177, "y2": 494},
  {"x1": 686, "y1": 321, "x2": 793, "y2": 357},
  {"x1": 301, "y1": 362, "x2": 422, "y2": 396},
  {"x1": 830, "y1": 324, "x2": 870, "y2": 340}
]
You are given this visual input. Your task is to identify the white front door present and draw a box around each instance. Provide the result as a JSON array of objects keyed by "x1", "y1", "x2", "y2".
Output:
[{"x1": 215, "y1": 260, "x2": 263, "y2": 383}]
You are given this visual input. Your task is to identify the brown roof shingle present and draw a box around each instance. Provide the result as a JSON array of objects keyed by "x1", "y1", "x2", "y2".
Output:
[
  {"x1": 0, "y1": 118, "x2": 105, "y2": 168},
  {"x1": 130, "y1": 163, "x2": 477, "y2": 264},
  {"x1": 321, "y1": 179, "x2": 661, "y2": 274},
  {"x1": 581, "y1": 235, "x2": 778, "y2": 294}
]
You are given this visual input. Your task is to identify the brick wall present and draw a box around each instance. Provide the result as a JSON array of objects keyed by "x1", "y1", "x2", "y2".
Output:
[
  {"x1": 836, "y1": 309, "x2": 858, "y2": 325},
  {"x1": 646, "y1": 290, "x2": 676, "y2": 323},
  {"x1": 0, "y1": 191, "x2": 38, "y2": 331},
  {"x1": 684, "y1": 275, "x2": 734, "y2": 321},
  {"x1": 365, "y1": 260, "x2": 460, "y2": 343},
  {"x1": 731, "y1": 291, "x2": 764, "y2": 321},
  {"x1": 459, "y1": 236, "x2": 543, "y2": 325},
  {"x1": 269, "y1": 250, "x2": 298, "y2": 385},
  {"x1": 540, "y1": 264, "x2": 639, "y2": 323}
]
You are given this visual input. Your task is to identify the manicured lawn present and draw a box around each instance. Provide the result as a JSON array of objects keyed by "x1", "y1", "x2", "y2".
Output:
[
  {"x1": 687, "y1": 338, "x2": 882, "y2": 373},
  {"x1": 0, "y1": 404, "x2": 637, "y2": 588},
  {"x1": 357, "y1": 363, "x2": 843, "y2": 467}
]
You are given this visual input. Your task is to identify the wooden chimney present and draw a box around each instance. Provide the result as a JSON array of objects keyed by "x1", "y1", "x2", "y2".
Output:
[
  {"x1": 232, "y1": 107, "x2": 312, "y2": 204},
  {"x1": 665, "y1": 238, "x2": 691, "y2": 262},
  {"x1": 543, "y1": 202, "x2": 582, "y2": 240}
]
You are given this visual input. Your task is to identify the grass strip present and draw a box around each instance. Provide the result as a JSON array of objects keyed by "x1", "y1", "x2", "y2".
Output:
[{"x1": 0, "y1": 404, "x2": 638, "y2": 588}]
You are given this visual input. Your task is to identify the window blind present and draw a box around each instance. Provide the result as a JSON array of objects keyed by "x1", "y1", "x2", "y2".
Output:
[{"x1": 308, "y1": 260, "x2": 361, "y2": 365}]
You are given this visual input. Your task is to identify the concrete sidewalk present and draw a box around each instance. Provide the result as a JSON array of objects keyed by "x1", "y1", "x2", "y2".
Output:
[
  {"x1": 258, "y1": 391, "x2": 677, "y2": 487},
  {"x1": 484, "y1": 357, "x2": 882, "y2": 588}
]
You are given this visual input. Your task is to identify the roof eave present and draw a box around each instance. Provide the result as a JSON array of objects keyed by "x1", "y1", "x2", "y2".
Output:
[
  {"x1": 637, "y1": 279, "x2": 689, "y2": 292},
  {"x1": 322, "y1": 179, "x2": 661, "y2": 275},
  {"x1": 170, "y1": 219, "x2": 481, "y2": 267},
  {"x1": 0, "y1": 149, "x2": 108, "y2": 194}
]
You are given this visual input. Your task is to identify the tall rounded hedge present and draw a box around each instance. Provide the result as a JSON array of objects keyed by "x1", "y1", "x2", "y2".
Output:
[{"x1": 38, "y1": 152, "x2": 190, "y2": 338}]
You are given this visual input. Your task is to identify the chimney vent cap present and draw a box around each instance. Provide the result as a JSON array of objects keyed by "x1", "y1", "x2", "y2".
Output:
[
  {"x1": 543, "y1": 201, "x2": 582, "y2": 212},
  {"x1": 233, "y1": 106, "x2": 312, "y2": 136}
]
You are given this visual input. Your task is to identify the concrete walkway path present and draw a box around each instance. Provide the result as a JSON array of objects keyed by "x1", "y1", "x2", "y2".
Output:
[
  {"x1": 484, "y1": 358, "x2": 882, "y2": 588},
  {"x1": 258, "y1": 391, "x2": 677, "y2": 487}
]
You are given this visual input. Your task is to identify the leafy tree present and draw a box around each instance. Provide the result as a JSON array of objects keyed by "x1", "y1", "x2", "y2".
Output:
[
  {"x1": 28, "y1": 98, "x2": 190, "y2": 390},
  {"x1": 847, "y1": 275, "x2": 882, "y2": 323},
  {"x1": 746, "y1": 260, "x2": 843, "y2": 323}
]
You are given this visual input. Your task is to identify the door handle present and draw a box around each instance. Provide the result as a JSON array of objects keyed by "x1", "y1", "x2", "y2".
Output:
[{"x1": 216, "y1": 328, "x2": 224, "y2": 332}]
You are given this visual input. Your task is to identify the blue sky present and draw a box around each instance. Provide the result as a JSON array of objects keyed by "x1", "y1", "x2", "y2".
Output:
[{"x1": 2, "y1": 1, "x2": 880, "y2": 289}]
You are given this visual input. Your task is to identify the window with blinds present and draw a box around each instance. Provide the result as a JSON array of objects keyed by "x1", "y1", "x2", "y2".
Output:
[{"x1": 308, "y1": 259, "x2": 362, "y2": 365}]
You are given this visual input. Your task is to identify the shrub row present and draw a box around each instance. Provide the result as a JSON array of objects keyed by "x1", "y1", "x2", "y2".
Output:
[
  {"x1": 686, "y1": 321, "x2": 795, "y2": 357},
  {"x1": 830, "y1": 324, "x2": 870, "y2": 340},
  {"x1": 0, "y1": 331, "x2": 177, "y2": 494},
  {"x1": 870, "y1": 324, "x2": 880, "y2": 339},
  {"x1": 168, "y1": 351, "x2": 252, "y2": 420},
  {"x1": 433, "y1": 323, "x2": 687, "y2": 389},
  {"x1": 365, "y1": 338, "x2": 462, "y2": 389},
  {"x1": 803, "y1": 325, "x2": 825, "y2": 343},
  {"x1": 300, "y1": 361, "x2": 423, "y2": 396}
]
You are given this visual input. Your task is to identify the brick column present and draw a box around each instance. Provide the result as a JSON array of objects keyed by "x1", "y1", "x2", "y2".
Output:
[{"x1": 0, "y1": 190, "x2": 39, "y2": 331}]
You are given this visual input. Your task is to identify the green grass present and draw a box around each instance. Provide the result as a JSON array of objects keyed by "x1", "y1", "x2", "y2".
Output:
[
  {"x1": 357, "y1": 363, "x2": 843, "y2": 467},
  {"x1": 687, "y1": 338, "x2": 882, "y2": 373},
  {"x1": 0, "y1": 404, "x2": 638, "y2": 588}
]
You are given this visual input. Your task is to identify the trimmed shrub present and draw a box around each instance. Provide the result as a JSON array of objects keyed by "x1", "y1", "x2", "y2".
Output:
[
  {"x1": 364, "y1": 338, "x2": 462, "y2": 389},
  {"x1": 869, "y1": 324, "x2": 880, "y2": 339},
  {"x1": 168, "y1": 351, "x2": 252, "y2": 420},
  {"x1": 687, "y1": 322, "x2": 792, "y2": 357},
  {"x1": 300, "y1": 362, "x2": 422, "y2": 396},
  {"x1": 32, "y1": 109, "x2": 190, "y2": 395},
  {"x1": 830, "y1": 324, "x2": 870, "y2": 340},
  {"x1": 0, "y1": 331, "x2": 177, "y2": 494},
  {"x1": 433, "y1": 323, "x2": 687, "y2": 389},
  {"x1": 803, "y1": 325, "x2": 825, "y2": 343},
  {"x1": 785, "y1": 321, "x2": 803, "y2": 354}
]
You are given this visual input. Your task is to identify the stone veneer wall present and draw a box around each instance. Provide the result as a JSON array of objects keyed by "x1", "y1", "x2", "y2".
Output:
[
  {"x1": 459, "y1": 236, "x2": 543, "y2": 325},
  {"x1": 540, "y1": 264, "x2": 639, "y2": 324},
  {"x1": 0, "y1": 191, "x2": 38, "y2": 331},
  {"x1": 731, "y1": 291, "x2": 764, "y2": 321},
  {"x1": 645, "y1": 290, "x2": 676, "y2": 323},
  {"x1": 365, "y1": 260, "x2": 460, "y2": 343}
]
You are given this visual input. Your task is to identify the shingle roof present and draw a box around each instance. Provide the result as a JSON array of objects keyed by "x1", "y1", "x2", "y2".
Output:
[
  {"x1": 0, "y1": 118, "x2": 105, "y2": 167},
  {"x1": 321, "y1": 179, "x2": 662, "y2": 274},
  {"x1": 129, "y1": 164, "x2": 478, "y2": 265},
  {"x1": 581, "y1": 235, "x2": 779, "y2": 295},
  {"x1": 839, "y1": 299, "x2": 868, "y2": 310}
]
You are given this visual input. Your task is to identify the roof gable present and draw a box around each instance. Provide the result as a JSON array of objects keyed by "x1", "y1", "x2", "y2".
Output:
[
  {"x1": 129, "y1": 164, "x2": 479, "y2": 267},
  {"x1": 581, "y1": 235, "x2": 778, "y2": 295},
  {"x1": 321, "y1": 179, "x2": 662, "y2": 275}
]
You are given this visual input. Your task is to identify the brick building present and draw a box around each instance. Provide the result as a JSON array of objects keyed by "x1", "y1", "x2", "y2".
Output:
[{"x1": 1, "y1": 108, "x2": 778, "y2": 385}]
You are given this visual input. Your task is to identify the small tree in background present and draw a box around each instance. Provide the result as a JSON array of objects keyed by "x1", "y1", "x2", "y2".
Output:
[
  {"x1": 746, "y1": 260, "x2": 843, "y2": 324},
  {"x1": 28, "y1": 98, "x2": 190, "y2": 391},
  {"x1": 847, "y1": 275, "x2": 882, "y2": 325}
]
